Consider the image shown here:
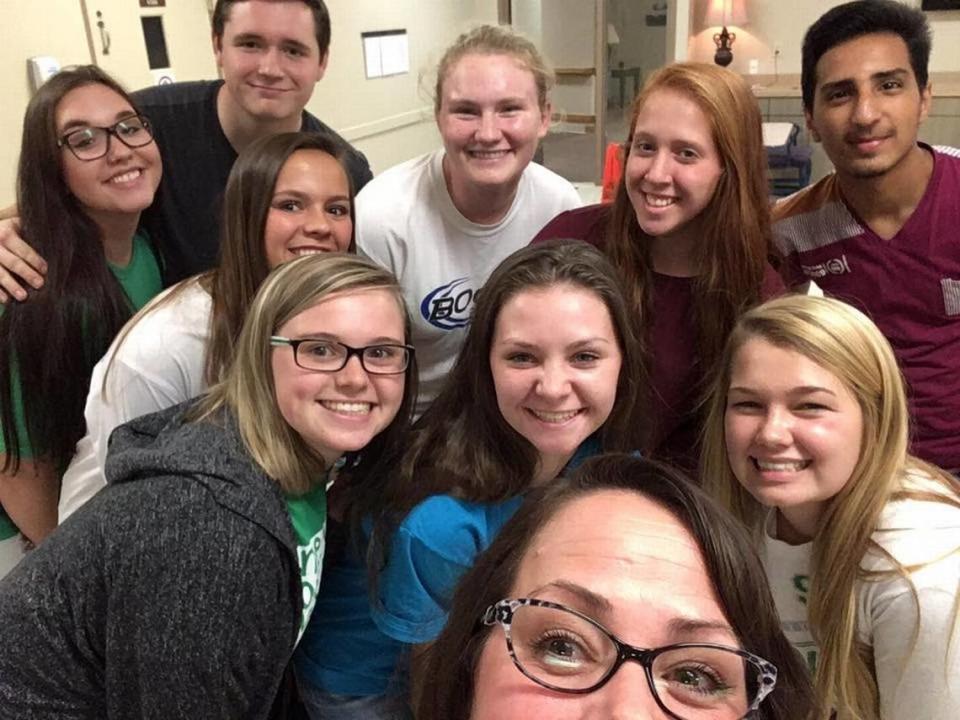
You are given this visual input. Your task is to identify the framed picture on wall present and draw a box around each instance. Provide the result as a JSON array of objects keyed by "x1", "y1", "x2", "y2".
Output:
[{"x1": 922, "y1": 0, "x2": 960, "y2": 9}]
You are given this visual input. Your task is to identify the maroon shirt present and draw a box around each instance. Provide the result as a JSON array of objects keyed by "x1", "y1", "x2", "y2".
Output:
[
  {"x1": 533, "y1": 203, "x2": 784, "y2": 471},
  {"x1": 773, "y1": 145, "x2": 960, "y2": 471}
]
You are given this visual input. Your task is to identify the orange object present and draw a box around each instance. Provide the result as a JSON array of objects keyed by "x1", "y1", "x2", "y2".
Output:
[{"x1": 601, "y1": 142, "x2": 625, "y2": 203}]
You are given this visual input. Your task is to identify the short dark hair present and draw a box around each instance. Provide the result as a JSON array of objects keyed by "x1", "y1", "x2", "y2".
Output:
[
  {"x1": 211, "y1": 0, "x2": 331, "y2": 58},
  {"x1": 801, "y1": 0, "x2": 931, "y2": 111},
  {"x1": 415, "y1": 454, "x2": 816, "y2": 720}
]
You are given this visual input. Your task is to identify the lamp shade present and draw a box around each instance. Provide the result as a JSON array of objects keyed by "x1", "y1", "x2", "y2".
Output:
[{"x1": 705, "y1": 0, "x2": 748, "y2": 27}]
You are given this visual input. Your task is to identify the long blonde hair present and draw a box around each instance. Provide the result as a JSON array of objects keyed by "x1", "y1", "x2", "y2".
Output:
[
  {"x1": 189, "y1": 253, "x2": 416, "y2": 496},
  {"x1": 701, "y1": 294, "x2": 960, "y2": 720}
]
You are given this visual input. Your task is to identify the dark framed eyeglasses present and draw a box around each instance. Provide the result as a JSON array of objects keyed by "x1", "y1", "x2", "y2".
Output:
[
  {"x1": 57, "y1": 114, "x2": 154, "y2": 160},
  {"x1": 482, "y1": 598, "x2": 778, "y2": 720},
  {"x1": 270, "y1": 336, "x2": 414, "y2": 375}
]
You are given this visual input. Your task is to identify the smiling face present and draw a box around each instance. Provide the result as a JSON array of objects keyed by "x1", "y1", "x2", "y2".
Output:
[
  {"x1": 214, "y1": 0, "x2": 327, "y2": 126},
  {"x1": 471, "y1": 489, "x2": 737, "y2": 719},
  {"x1": 723, "y1": 337, "x2": 864, "y2": 540},
  {"x1": 271, "y1": 288, "x2": 406, "y2": 465},
  {"x1": 624, "y1": 88, "x2": 723, "y2": 246},
  {"x1": 806, "y1": 32, "x2": 931, "y2": 181},
  {"x1": 489, "y1": 284, "x2": 622, "y2": 481},
  {"x1": 263, "y1": 149, "x2": 352, "y2": 267},
  {"x1": 437, "y1": 52, "x2": 551, "y2": 206},
  {"x1": 56, "y1": 83, "x2": 161, "y2": 229}
]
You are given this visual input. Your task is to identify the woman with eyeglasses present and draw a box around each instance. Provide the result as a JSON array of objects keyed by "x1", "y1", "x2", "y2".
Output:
[
  {"x1": 0, "y1": 253, "x2": 416, "y2": 718},
  {"x1": 701, "y1": 295, "x2": 960, "y2": 720},
  {"x1": 294, "y1": 241, "x2": 641, "y2": 719},
  {"x1": 417, "y1": 454, "x2": 814, "y2": 720},
  {"x1": 58, "y1": 130, "x2": 354, "y2": 521},
  {"x1": 0, "y1": 66, "x2": 163, "y2": 575}
]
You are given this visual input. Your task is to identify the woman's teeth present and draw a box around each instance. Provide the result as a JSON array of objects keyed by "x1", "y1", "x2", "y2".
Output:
[
  {"x1": 529, "y1": 409, "x2": 580, "y2": 423},
  {"x1": 753, "y1": 458, "x2": 811, "y2": 472},
  {"x1": 645, "y1": 193, "x2": 676, "y2": 207},
  {"x1": 321, "y1": 401, "x2": 372, "y2": 415},
  {"x1": 110, "y1": 169, "x2": 142, "y2": 184}
]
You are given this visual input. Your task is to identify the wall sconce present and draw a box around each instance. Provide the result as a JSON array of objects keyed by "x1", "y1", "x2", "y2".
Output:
[{"x1": 706, "y1": 0, "x2": 748, "y2": 67}]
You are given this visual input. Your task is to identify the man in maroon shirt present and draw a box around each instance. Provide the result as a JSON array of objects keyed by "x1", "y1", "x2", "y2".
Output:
[{"x1": 773, "y1": 1, "x2": 960, "y2": 472}]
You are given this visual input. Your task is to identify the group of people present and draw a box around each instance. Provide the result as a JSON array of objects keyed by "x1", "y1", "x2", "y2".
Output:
[{"x1": 0, "y1": 1, "x2": 957, "y2": 719}]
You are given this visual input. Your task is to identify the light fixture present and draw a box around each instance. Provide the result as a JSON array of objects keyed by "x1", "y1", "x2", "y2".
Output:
[{"x1": 705, "y1": 0, "x2": 748, "y2": 67}]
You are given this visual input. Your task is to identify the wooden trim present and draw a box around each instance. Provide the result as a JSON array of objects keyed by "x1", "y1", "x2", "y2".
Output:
[
  {"x1": 552, "y1": 113, "x2": 596, "y2": 124},
  {"x1": 497, "y1": 0, "x2": 511, "y2": 24},
  {"x1": 555, "y1": 67, "x2": 596, "y2": 78},
  {"x1": 594, "y1": 0, "x2": 606, "y2": 184}
]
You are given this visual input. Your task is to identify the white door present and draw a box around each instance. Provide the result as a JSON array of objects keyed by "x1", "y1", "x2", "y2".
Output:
[{"x1": 82, "y1": 0, "x2": 218, "y2": 92}]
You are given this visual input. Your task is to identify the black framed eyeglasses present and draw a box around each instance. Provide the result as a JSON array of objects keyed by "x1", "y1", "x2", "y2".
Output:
[
  {"x1": 482, "y1": 598, "x2": 777, "y2": 720},
  {"x1": 57, "y1": 114, "x2": 154, "y2": 161},
  {"x1": 270, "y1": 336, "x2": 413, "y2": 375}
]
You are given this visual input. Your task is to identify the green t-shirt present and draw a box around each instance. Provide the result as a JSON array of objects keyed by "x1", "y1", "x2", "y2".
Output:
[
  {"x1": 285, "y1": 481, "x2": 327, "y2": 644},
  {"x1": 0, "y1": 232, "x2": 161, "y2": 540}
]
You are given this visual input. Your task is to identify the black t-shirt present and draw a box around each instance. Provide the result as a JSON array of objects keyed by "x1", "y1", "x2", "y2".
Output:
[{"x1": 133, "y1": 81, "x2": 373, "y2": 284}]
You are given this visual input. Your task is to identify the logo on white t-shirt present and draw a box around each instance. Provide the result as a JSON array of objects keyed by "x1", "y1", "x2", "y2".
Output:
[{"x1": 421, "y1": 277, "x2": 476, "y2": 330}]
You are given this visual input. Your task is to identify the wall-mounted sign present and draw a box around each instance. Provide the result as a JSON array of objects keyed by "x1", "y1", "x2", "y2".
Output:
[
  {"x1": 140, "y1": 0, "x2": 166, "y2": 7},
  {"x1": 361, "y1": 30, "x2": 409, "y2": 79}
]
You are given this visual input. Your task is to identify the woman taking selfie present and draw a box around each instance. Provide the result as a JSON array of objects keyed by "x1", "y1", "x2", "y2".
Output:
[
  {"x1": 59, "y1": 130, "x2": 354, "y2": 519},
  {"x1": 0, "y1": 253, "x2": 416, "y2": 718},
  {"x1": 702, "y1": 294, "x2": 960, "y2": 720},
  {"x1": 418, "y1": 453, "x2": 814, "y2": 720},
  {"x1": 534, "y1": 62, "x2": 783, "y2": 471},
  {"x1": 0, "y1": 66, "x2": 162, "y2": 574},
  {"x1": 358, "y1": 24, "x2": 581, "y2": 416}
]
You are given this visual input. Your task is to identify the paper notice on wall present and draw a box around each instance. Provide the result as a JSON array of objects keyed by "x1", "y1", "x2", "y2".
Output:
[
  {"x1": 362, "y1": 30, "x2": 408, "y2": 78},
  {"x1": 363, "y1": 35, "x2": 382, "y2": 78},
  {"x1": 379, "y1": 33, "x2": 409, "y2": 76}
]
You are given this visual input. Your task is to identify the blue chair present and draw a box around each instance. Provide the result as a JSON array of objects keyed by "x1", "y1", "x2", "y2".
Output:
[{"x1": 766, "y1": 123, "x2": 813, "y2": 197}]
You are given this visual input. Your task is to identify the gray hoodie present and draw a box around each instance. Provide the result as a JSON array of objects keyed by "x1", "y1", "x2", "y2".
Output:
[{"x1": 0, "y1": 402, "x2": 303, "y2": 719}]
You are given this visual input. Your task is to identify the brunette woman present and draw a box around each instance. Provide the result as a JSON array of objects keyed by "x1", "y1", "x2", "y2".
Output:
[
  {"x1": 418, "y1": 454, "x2": 815, "y2": 720},
  {"x1": 0, "y1": 66, "x2": 162, "y2": 574}
]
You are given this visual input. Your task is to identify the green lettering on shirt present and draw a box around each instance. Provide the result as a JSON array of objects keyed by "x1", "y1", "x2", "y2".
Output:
[{"x1": 285, "y1": 482, "x2": 327, "y2": 644}]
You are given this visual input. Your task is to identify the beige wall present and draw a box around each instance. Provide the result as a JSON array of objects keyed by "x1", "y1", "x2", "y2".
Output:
[
  {"x1": 0, "y1": 0, "x2": 93, "y2": 204},
  {"x1": 0, "y1": 0, "x2": 500, "y2": 203},
  {"x1": 319, "y1": 0, "x2": 498, "y2": 173},
  {"x1": 687, "y1": 0, "x2": 960, "y2": 77}
]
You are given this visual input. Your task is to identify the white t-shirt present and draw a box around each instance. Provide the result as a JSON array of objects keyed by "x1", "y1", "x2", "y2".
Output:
[
  {"x1": 356, "y1": 149, "x2": 581, "y2": 415},
  {"x1": 764, "y1": 472, "x2": 960, "y2": 719},
  {"x1": 58, "y1": 280, "x2": 213, "y2": 521}
]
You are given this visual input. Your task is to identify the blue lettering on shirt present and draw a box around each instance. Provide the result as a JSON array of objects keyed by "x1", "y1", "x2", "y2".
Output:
[{"x1": 421, "y1": 277, "x2": 475, "y2": 330}]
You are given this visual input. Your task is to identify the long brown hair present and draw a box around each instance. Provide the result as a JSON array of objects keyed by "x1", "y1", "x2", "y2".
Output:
[
  {"x1": 416, "y1": 454, "x2": 815, "y2": 720},
  {"x1": 606, "y1": 62, "x2": 771, "y2": 446},
  {"x1": 364, "y1": 241, "x2": 643, "y2": 572},
  {"x1": 1, "y1": 66, "x2": 149, "y2": 472},
  {"x1": 104, "y1": 131, "x2": 354, "y2": 396}
]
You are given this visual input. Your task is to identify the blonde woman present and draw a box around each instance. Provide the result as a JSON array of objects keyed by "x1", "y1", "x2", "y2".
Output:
[
  {"x1": 0, "y1": 254, "x2": 416, "y2": 718},
  {"x1": 357, "y1": 24, "x2": 581, "y2": 416},
  {"x1": 701, "y1": 294, "x2": 960, "y2": 720}
]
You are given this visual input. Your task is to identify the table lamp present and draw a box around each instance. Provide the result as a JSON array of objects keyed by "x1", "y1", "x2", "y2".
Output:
[{"x1": 706, "y1": 0, "x2": 748, "y2": 67}]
